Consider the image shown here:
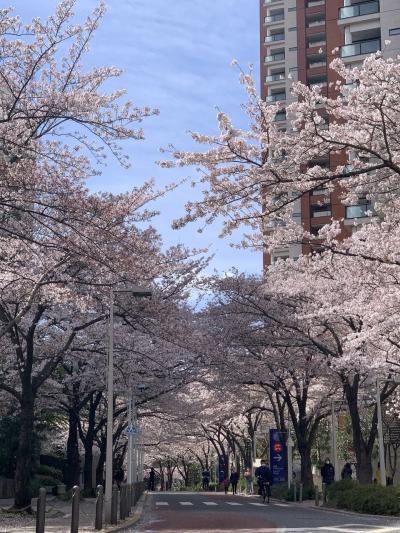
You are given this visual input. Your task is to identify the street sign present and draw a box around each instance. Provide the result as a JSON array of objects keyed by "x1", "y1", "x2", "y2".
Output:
[
  {"x1": 124, "y1": 423, "x2": 138, "y2": 435},
  {"x1": 269, "y1": 429, "x2": 287, "y2": 484}
]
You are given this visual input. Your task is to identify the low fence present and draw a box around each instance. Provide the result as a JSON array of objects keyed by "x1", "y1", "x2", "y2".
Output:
[{"x1": 36, "y1": 481, "x2": 146, "y2": 532}]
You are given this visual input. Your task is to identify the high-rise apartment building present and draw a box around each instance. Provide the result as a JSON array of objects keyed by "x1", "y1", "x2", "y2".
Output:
[{"x1": 260, "y1": 0, "x2": 400, "y2": 264}]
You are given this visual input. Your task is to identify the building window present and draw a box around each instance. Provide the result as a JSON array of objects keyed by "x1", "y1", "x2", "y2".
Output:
[
  {"x1": 289, "y1": 27, "x2": 297, "y2": 31},
  {"x1": 345, "y1": 200, "x2": 372, "y2": 219},
  {"x1": 389, "y1": 28, "x2": 400, "y2": 36},
  {"x1": 308, "y1": 158, "x2": 329, "y2": 168},
  {"x1": 310, "y1": 225, "x2": 323, "y2": 237},
  {"x1": 311, "y1": 204, "x2": 331, "y2": 218},
  {"x1": 312, "y1": 185, "x2": 330, "y2": 196}
]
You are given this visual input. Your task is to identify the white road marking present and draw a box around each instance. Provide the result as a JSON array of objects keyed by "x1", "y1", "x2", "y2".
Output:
[
  {"x1": 249, "y1": 502, "x2": 265, "y2": 506},
  {"x1": 226, "y1": 501, "x2": 243, "y2": 506},
  {"x1": 274, "y1": 502, "x2": 290, "y2": 507},
  {"x1": 179, "y1": 501, "x2": 194, "y2": 506},
  {"x1": 203, "y1": 501, "x2": 218, "y2": 506},
  {"x1": 155, "y1": 501, "x2": 169, "y2": 506}
]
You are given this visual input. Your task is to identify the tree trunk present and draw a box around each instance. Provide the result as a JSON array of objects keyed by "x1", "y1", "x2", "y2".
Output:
[
  {"x1": 14, "y1": 394, "x2": 35, "y2": 509},
  {"x1": 66, "y1": 408, "x2": 81, "y2": 489},
  {"x1": 344, "y1": 377, "x2": 374, "y2": 484},
  {"x1": 298, "y1": 441, "x2": 314, "y2": 489},
  {"x1": 83, "y1": 444, "x2": 93, "y2": 493},
  {"x1": 96, "y1": 442, "x2": 106, "y2": 487}
]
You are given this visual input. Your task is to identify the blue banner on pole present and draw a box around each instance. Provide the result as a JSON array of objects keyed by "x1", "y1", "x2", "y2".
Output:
[
  {"x1": 218, "y1": 455, "x2": 226, "y2": 482},
  {"x1": 269, "y1": 429, "x2": 287, "y2": 484}
]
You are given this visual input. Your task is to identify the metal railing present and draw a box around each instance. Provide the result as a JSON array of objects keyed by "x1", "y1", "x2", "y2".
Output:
[
  {"x1": 307, "y1": 19, "x2": 325, "y2": 27},
  {"x1": 339, "y1": 1, "x2": 379, "y2": 20},
  {"x1": 266, "y1": 33, "x2": 285, "y2": 42},
  {"x1": 266, "y1": 72, "x2": 285, "y2": 82},
  {"x1": 265, "y1": 13, "x2": 284, "y2": 23},
  {"x1": 340, "y1": 38, "x2": 380, "y2": 58},
  {"x1": 266, "y1": 93, "x2": 286, "y2": 102},
  {"x1": 266, "y1": 52, "x2": 285, "y2": 62}
]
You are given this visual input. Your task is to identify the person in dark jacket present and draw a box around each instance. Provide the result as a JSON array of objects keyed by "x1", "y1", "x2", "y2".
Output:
[
  {"x1": 321, "y1": 458, "x2": 335, "y2": 485},
  {"x1": 255, "y1": 460, "x2": 272, "y2": 496},
  {"x1": 341, "y1": 463, "x2": 353, "y2": 480},
  {"x1": 148, "y1": 467, "x2": 156, "y2": 491},
  {"x1": 202, "y1": 469, "x2": 210, "y2": 490},
  {"x1": 230, "y1": 470, "x2": 239, "y2": 494}
]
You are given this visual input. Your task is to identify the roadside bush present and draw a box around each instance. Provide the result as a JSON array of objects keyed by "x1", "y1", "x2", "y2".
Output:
[
  {"x1": 271, "y1": 483, "x2": 315, "y2": 501},
  {"x1": 34, "y1": 464, "x2": 63, "y2": 481},
  {"x1": 35, "y1": 474, "x2": 60, "y2": 487},
  {"x1": 327, "y1": 481, "x2": 400, "y2": 515}
]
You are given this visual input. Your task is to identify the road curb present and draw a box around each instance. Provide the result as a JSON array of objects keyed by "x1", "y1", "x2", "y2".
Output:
[
  {"x1": 102, "y1": 493, "x2": 147, "y2": 532},
  {"x1": 283, "y1": 499, "x2": 397, "y2": 521}
]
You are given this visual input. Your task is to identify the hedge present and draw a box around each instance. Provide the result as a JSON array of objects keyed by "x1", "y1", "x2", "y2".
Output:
[
  {"x1": 327, "y1": 480, "x2": 400, "y2": 515},
  {"x1": 271, "y1": 483, "x2": 315, "y2": 501}
]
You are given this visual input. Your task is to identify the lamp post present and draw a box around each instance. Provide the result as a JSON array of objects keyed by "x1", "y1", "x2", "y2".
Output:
[{"x1": 104, "y1": 285, "x2": 152, "y2": 523}]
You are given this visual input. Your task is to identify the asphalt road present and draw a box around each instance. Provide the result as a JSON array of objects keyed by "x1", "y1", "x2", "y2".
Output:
[{"x1": 127, "y1": 491, "x2": 400, "y2": 533}]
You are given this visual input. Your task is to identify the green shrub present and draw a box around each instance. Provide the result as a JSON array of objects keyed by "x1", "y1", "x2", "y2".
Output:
[
  {"x1": 328, "y1": 481, "x2": 400, "y2": 515},
  {"x1": 271, "y1": 483, "x2": 315, "y2": 501},
  {"x1": 35, "y1": 464, "x2": 63, "y2": 481},
  {"x1": 35, "y1": 474, "x2": 59, "y2": 487}
]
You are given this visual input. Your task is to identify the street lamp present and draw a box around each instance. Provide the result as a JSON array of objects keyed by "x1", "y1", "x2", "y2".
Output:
[{"x1": 105, "y1": 285, "x2": 152, "y2": 523}]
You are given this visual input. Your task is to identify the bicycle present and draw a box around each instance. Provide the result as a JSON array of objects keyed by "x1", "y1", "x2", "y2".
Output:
[{"x1": 259, "y1": 480, "x2": 270, "y2": 504}]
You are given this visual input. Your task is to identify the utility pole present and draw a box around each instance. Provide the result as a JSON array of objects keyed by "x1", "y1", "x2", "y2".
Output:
[
  {"x1": 105, "y1": 288, "x2": 114, "y2": 523},
  {"x1": 376, "y1": 380, "x2": 387, "y2": 486},
  {"x1": 331, "y1": 401, "x2": 340, "y2": 481}
]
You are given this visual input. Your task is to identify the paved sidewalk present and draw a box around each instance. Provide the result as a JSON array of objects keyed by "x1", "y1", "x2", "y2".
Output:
[
  {"x1": 0, "y1": 496, "x2": 96, "y2": 532},
  {"x1": 0, "y1": 494, "x2": 146, "y2": 533}
]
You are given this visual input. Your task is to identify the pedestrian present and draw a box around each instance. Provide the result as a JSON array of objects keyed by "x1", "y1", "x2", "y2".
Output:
[
  {"x1": 341, "y1": 462, "x2": 353, "y2": 480},
  {"x1": 149, "y1": 467, "x2": 156, "y2": 491},
  {"x1": 320, "y1": 458, "x2": 335, "y2": 486},
  {"x1": 230, "y1": 470, "x2": 239, "y2": 495},
  {"x1": 373, "y1": 462, "x2": 381, "y2": 484},
  {"x1": 244, "y1": 468, "x2": 253, "y2": 495},
  {"x1": 223, "y1": 477, "x2": 230, "y2": 495},
  {"x1": 115, "y1": 467, "x2": 124, "y2": 488},
  {"x1": 201, "y1": 469, "x2": 210, "y2": 491}
]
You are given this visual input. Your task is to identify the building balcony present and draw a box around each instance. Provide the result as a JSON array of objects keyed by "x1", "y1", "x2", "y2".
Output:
[
  {"x1": 266, "y1": 72, "x2": 285, "y2": 83},
  {"x1": 338, "y1": 1, "x2": 379, "y2": 21},
  {"x1": 265, "y1": 52, "x2": 285, "y2": 63},
  {"x1": 266, "y1": 93, "x2": 286, "y2": 103},
  {"x1": 340, "y1": 38, "x2": 381, "y2": 58},
  {"x1": 265, "y1": 32, "x2": 285, "y2": 43},
  {"x1": 308, "y1": 60, "x2": 327, "y2": 69},
  {"x1": 265, "y1": 13, "x2": 284, "y2": 24},
  {"x1": 307, "y1": 19, "x2": 325, "y2": 28},
  {"x1": 264, "y1": 0, "x2": 284, "y2": 5}
]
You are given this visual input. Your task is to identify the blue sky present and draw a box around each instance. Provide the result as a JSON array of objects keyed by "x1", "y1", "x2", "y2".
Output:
[{"x1": 12, "y1": 0, "x2": 261, "y2": 275}]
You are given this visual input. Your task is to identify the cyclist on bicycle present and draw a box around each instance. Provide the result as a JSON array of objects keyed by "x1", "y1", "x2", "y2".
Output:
[{"x1": 255, "y1": 460, "x2": 272, "y2": 502}]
